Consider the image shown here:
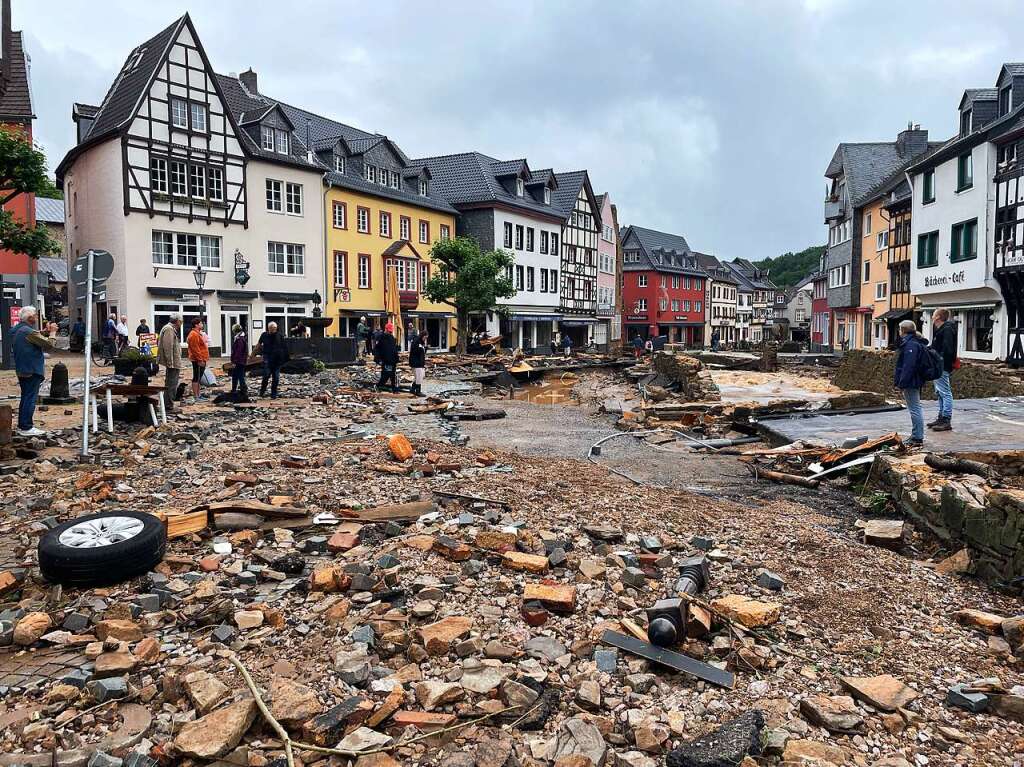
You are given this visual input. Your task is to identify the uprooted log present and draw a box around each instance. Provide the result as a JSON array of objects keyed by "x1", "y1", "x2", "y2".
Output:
[
  {"x1": 924, "y1": 453, "x2": 992, "y2": 479},
  {"x1": 744, "y1": 462, "x2": 820, "y2": 489}
]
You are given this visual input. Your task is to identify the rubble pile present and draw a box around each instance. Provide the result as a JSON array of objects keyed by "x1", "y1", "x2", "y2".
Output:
[
  {"x1": 0, "y1": 369, "x2": 1023, "y2": 766},
  {"x1": 652, "y1": 352, "x2": 721, "y2": 403}
]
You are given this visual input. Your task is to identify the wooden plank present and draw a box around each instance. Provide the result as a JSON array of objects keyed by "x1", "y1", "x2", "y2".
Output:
[
  {"x1": 160, "y1": 510, "x2": 209, "y2": 539},
  {"x1": 203, "y1": 499, "x2": 307, "y2": 519},
  {"x1": 351, "y1": 501, "x2": 435, "y2": 522}
]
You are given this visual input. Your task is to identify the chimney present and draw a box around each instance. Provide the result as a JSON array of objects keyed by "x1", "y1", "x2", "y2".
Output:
[
  {"x1": 896, "y1": 123, "x2": 929, "y2": 158},
  {"x1": 1, "y1": 0, "x2": 12, "y2": 90},
  {"x1": 239, "y1": 68, "x2": 258, "y2": 95}
]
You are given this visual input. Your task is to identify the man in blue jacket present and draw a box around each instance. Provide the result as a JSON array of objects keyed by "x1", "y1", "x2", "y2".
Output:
[
  {"x1": 894, "y1": 319, "x2": 927, "y2": 446},
  {"x1": 11, "y1": 306, "x2": 56, "y2": 437}
]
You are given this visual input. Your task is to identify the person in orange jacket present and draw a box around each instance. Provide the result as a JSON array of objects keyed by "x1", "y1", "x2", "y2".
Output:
[{"x1": 186, "y1": 317, "x2": 210, "y2": 401}]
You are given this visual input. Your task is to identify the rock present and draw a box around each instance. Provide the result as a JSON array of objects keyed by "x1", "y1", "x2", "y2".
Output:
[
  {"x1": 338, "y1": 726, "x2": 393, "y2": 753},
  {"x1": 799, "y1": 695, "x2": 863, "y2": 733},
  {"x1": 551, "y1": 717, "x2": 608, "y2": 767},
  {"x1": 615, "y1": 753, "x2": 657, "y2": 767},
  {"x1": 781, "y1": 738, "x2": 847, "y2": 764},
  {"x1": 989, "y1": 635, "x2": 1012, "y2": 657},
  {"x1": 310, "y1": 565, "x2": 351, "y2": 593},
  {"x1": 526, "y1": 635, "x2": 567, "y2": 662},
  {"x1": 710, "y1": 595, "x2": 781, "y2": 628},
  {"x1": 633, "y1": 722, "x2": 669, "y2": 753},
  {"x1": 433, "y1": 535, "x2": 472, "y2": 561},
  {"x1": 303, "y1": 696, "x2": 374, "y2": 745},
  {"x1": 387, "y1": 433, "x2": 413, "y2": 461},
  {"x1": 523, "y1": 582, "x2": 577, "y2": 613},
  {"x1": 594, "y1": 649, "x2": 618, "y2": 673},
  {"x1": 579, "y1": 559, "x2": 607, "y2": 580},
  {"x1": 234, "y1": 609, "x2": 264, "y2": 630},
  {"x1": 336, "y1": 647, "x2": 372, "y2": 686},
  {"x1": 485, "y1": 640, "x2": 519, "y2": 661},
  {"x1": 94, "y1": 619, "x2": 143, "y2": 642},
  {"x1": 328, "y1": 531, "x2": 360, "y2": 552},
  {"x1": 839, "y1": 675, "x2": 918, "y2": 713},
  {"x1": 502, "y1": 551, "x2": 549, "y2": 573},
  {"x1": 93, "y1": 651, "x2": 137, "y2": 678},
  {"x1": 392, "y1": 710, "x2": 457, "y2": 730},
  {"x1": 989, "y1": 693, "x2": 1024, "y2": 722},
  {"x1": 86, "y1": 677, "x2": 128, "y2": 703},
  {"x1": 954, "y1": 608, "x2": 1006, "y2": 635},
  {"x1": 183, "y1": 671, "x2": 230, "y2": 714},
  {"x1": 211, "y1": 624, "x2": 237, "y2": 643},
  {"x1": 13, "y1": 612, "x2": 52, "y2": 645},
  {"x1": 88, "y1": 754, "x2": 123, "y2": 767},
  {"x1": 665, "y1": 710, "x2": 764, "y2": 767},
  {"x1": 861, "y1": 519, "x2": 905, "y2": 547},
  {"x1": 460, "y1": 663, "x2": 508, "y2": 694},
  {"x1": 418, "y1": 615, "x2": 473, "y2": 655},
  {"x1": 415, "y1": 680, "x2": 465, "y2": 710},
  {"x1": 133, "y1": 637, "x2": 161, "y2": 663},
  {"x1": 270, "y1": 677, "x2": 321, "y2": 727},
  {"x1": 1003, "y1": 615, "x2": 1024, "y2": 650},
  {"x1": 576, "y1": 680, "x2": 602, "y2": 710},
  {"x1": 872, "y1": 758, "x2": 913, "y2": 767},
  {"x1": 946, "y1": 683, "x2": 989, "y2": 712},
  {"x1": 521, "y1": 601, "x2": 549, "y2": 626},
  {"x1": 174, "y1": 698, "x2": 257, "y2": 759},
  {"x1": 934, "y1": 547, "x2": 971, "y2": 575},
  {"x1": 755, "y1": 569, "x2": 785, "y2": 591},
  {"x1": 501, "y1": 679, "x2": 540, "y2": 710}
]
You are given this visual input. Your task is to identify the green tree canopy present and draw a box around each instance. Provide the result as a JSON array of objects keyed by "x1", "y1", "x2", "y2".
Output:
[
  {"x1": 751, "y1": 244, "x2": 825, "y2": 288},
  {"x1": 0, "y1": 131, "x2": 62, "y2": 259},
  {"x1": 423, "y1": 236, "x2": 516, "y2": 353}
]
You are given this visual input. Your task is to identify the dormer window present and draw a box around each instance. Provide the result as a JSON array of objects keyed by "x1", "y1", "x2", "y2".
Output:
[
  {"x1": 261, "y1": 126, "x2": 290, "y2": 154},
  {"x1": 999, "y1": 85, "x2": 1013, "y2": 117},
  {"x1": 365, "y1": 165, "x2": 376, "y2": 183},
  {"x1": 544, "y1": 187, "x2": 551, "y2": 204},
  {"x1": 516, "y1": 177, "x2": 524, "y2": 197},
  {"x1": 125, "y1": 47, "x2": 146, "y2": 72},
  {"x1": 419, "y1": 178, "x2": 428, "y2": 196},
  {"x1": 334, "y1": 156, "x2": 345, "y2": 173},
  {"x1": 391, "y1": 171, "x2": 400, "y2": 190},
  {"x1": 960, "y1": 108, "x2": 972, "y2": 137}
]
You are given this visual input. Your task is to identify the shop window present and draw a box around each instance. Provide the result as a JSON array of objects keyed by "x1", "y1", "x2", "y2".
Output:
[{"x1": 964, "y1": 309, "x2": 993, "y2": 353}]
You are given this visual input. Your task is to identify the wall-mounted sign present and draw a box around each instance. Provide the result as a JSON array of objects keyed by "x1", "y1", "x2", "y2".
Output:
[
  {"x1": 673, "y1": 315, "x2": 689, "y2": 321},
  {"x1": 334, "y1": 287, "x2": 351, "y2": 303},
  {"x1": 626, "y1": 314, "x2": 648, "y2": 322},
  {"x1": 923, "y1": 270, "x2": 967, "y2": 289}
]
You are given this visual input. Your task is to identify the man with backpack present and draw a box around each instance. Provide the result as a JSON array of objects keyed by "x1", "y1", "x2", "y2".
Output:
[
  {"x1": 929, "y1": 309, "x2": 958, "y2": 432},
  {"x1": 894, "y1": 319, "x2": 944, "y2": 447}
]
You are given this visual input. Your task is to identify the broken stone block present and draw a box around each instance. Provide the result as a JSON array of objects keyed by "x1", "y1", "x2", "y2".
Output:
[
  {"x1": 934, "y1": 547, "x2": 971, "y2": 575},
  {"x1": 861, "y1": 519, "x2": 905, "y2": 547},
  {"x1": 953, "y1": 608, "x2": 1006, "y2": 635},
  {"x1": 799, "y1": 695, "x2": 864, "y2": 733},
  {"x1": 338, "y1": 726, "x2": 393, "y2": 752},
  {"x1": 415, "y1": 680, "x2": 465, "y2": 710},
  {"x1": 310, "y1": 565, "x2": 351, "y2": 593},
  {"x1": 392, "y1": 710, "x2": 457, "y2": 730},
  {"x1": 418, "y1": 615, "x2": 473, "y2": 655},
  {"x1": 93, "y1": 651, "x2": 137, "y2": 678},
  {"x1": 1003, "y1": 616, "x2": 1024, "y2": 651},
  {"x1": 711, "y1": 595, "x2": 781, "y2": 628},
  {"x1": 634, "y1": 722, "x2": 670, "y2": 753},
  {"x1": 502, "y1": 551, "x2": 549, "y2": 573},
  {"x1": 459, "y1": 662, "x2": 508, "y2": 694},
  {"x1": 184, "y1": 671, "x2": 229, "y2": 714},
  {"x1": 594, "y1": 649, "x2": 618, "y2": 673},
  {"x1": 551, "y1": 717, "x2": 608, "y2": 767},
  {"x1": 86, "y1": 676, "x2": 128, "y2": 703},
  {"x1": 780, "y1": 739, "x2": 848, "y2": 765},
  {"x1": 476, "y1": 529, "x2": 518, "y2": 552},
  {"x1": 270, "y1": 677, "x2": 321, "y2": 727},
  {"x1": 548, "y1": 547, "x2": 568, "y2": 568},
  {"x1": 576, "y1": 680, "x2": 602, "y2": 710},
  {"x1": 839, "y1": 674, "x2": 919, "y2": 712},
  {"x1": 433, "y1": 535, "x2": 472, "y2": 561},
  {"x1": 174, "y1": 698, "x2": 258, "y2": 759},
  {"x1": 621, "y1": 567, "x2": 647, "y2": 589},
  {"x1": 666, "y1": 710, "x2": 763, "y2": 767},
  {"x1": 13, "y1": 612, "x2": 52, "y2": 645},
  {"x1": 523, "y1": 582, "x2": 577, "y2": 613},
  {"x1": 211, "y1": 624, "x2": 237, "y2": 643},
  {"x1": 328, "y1": 531, "x2": 360, "y2": 552},
  {"x1": 234, "y1": 609, "x2": 264, "y2": 630},
  {"x1": 579, "y1": 559, "x2": 607, "y2": 580},
  {"x1": 947, "y1": 684, "x2": 989, "y2": 713},
  {"x1": 755, "y1": 569, "x2": 785, "y2": 591},
  {"x1": 501, "y1": 679, "x2": 539, "y2": 710},
  {"x1": 302, "y1": 696, "x2": 374, "y2": 744},
  {"x1": 525, "y1": 635, "x2": 567, "y2": 662},
  {"x1": 336, "y1": 647, "x2": 372, "y2": 686},
  {"x1": 94, "y1": 619, "x2": 144, "y2": 642}
]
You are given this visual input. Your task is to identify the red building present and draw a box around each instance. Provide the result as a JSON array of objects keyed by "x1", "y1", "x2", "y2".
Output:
[
  {"x1": 0, "y1": 0, "x2": 37, "y2": 296},
  {"x1": 620, "y1": 225, "x2": 707, "y2": 346},
  {"x1": 810, "y1": 269, "x2": 830, "y2": 351}
]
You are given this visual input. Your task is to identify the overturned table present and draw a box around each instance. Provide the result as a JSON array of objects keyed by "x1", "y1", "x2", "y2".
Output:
[{"x1": 89, "y1": 383, "x2": 167, "y2": 432}]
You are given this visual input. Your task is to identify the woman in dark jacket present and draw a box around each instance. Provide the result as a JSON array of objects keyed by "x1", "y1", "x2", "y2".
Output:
[
  {"x1": 229, "y1": 324, "x2": 248, "y2": 396},
  {"x1": 894, "y1": 319, "x2": 927, "y2": 445},
  {"x1": 409, "y1": 330, "x2": 428, "y2": 396},
  {"x1": 376, "y1": 323, "x2": 400, "y2": 392}
]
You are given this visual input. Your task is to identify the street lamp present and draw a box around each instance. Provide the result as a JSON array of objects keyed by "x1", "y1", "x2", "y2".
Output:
[{"x1": 193, "y1": 262, "x2": 207, "y2": 327}]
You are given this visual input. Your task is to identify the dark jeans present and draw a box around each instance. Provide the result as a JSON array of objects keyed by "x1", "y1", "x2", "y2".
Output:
[
  {"x1": 377, "y1": 363, "x2": 397, "y2": 391},
  {"x1": 231, "y1": 364, "x2": 247, "y2": 394},
  {"x1": 363, "y1": 337, "x2": 372, "y2": 355},
  {"x1": 261, "y1": 361, "x2": 282, "y2": 397},
  {"x1": 17, "y1": 373, "x2": 44, "y2": 430}
]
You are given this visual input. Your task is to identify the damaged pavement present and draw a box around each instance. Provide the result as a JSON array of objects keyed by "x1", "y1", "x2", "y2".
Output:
[{"x1": 1, "y1": 347, "x2": 1023, "y2": 767}]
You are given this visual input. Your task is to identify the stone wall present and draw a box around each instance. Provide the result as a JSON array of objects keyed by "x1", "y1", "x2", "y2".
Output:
[
  {"x1": 874, "y1": 455, "x2": 1024, "y2": 582},
  {"x1": 652, "y1": 351, "x2": 721, "y2": 402},
  {"x1": 833, "y1": 349, "x2": 1024, "y2": 400}
]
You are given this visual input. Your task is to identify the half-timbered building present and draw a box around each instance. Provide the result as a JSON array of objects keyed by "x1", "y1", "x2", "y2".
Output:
[
  {"x1": 551, "y1": 171, "x2": 601, "y2": 346},
  {"x1": 57, "y1": 14, "x2": 325, "y2": 352}
]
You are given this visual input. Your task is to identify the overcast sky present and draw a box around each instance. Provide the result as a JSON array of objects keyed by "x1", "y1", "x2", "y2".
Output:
[{"x1": 20, "y1": 0, "x2": 1024, "y2": 258}]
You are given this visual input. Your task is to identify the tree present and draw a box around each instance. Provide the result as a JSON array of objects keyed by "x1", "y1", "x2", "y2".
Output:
[
  {"x1": 423, "y1": 236, "x2": 516, "y2": 354},
  {"x1": 752, "y1": 244, "x2": 826, "y2": 288},
  {"x1": 0, "y1": 130, "x2": 62, "y2": 259}
]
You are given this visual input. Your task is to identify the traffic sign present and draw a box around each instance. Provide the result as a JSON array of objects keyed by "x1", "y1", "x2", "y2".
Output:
[{"x1": 71, "y1": 249, "x2": 114, "y2": 287}]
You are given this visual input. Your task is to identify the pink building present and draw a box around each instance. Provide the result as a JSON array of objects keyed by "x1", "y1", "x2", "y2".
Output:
[{"x1": 595, "y1": 192, "x2": 620, "y2": 348}]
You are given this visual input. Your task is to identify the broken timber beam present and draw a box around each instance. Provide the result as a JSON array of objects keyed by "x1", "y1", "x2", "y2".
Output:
[
  {"x1": 924, "y1": 453, "x2": 992, "y2": 479},
  {"x1": 747, "y1": 465, "x2": 820, "y2": 489},
  {"x1": 601, "y1": 629, "x2": 734, "y2": 689}
]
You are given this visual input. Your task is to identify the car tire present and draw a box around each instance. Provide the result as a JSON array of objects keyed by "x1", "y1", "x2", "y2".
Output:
[{"x1": 38, "y1": 511, "x2": 167, "y2": 587}]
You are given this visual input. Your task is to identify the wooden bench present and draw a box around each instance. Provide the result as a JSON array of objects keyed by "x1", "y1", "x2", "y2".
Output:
[{"x1": 89, "y1": 383, "x2": 167, "y2": 432}]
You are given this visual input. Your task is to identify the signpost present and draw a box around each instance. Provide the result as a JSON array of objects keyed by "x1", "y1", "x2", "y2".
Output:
[{"x1": 73, "y1": 250, "x2": 114, "y2": 459}]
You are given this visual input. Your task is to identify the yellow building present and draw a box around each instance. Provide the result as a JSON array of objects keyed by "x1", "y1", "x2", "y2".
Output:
[
  {"x1": 318, "y1": 135, "x2": 459, "y2": 350},
  {"x1": 857, "y1": 196, "x2": 892, "y2": 349}
]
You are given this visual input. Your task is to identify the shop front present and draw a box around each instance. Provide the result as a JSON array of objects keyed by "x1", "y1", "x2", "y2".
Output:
[
  {"x1": 657, "y1": 317, "x2": 704, "y2": 347},
  {"x1": 623, "y1": 312, "x2": 651, "y2": 343},
  {"x1": 558, "y1": 318, "x2": 597, "y2": 348},
  {"x1": 920, "y1": 293, "x2": 1005, "y2": 361},
  {"x1": 405, "y1": 310, "x2": 455, "y2": 351}
]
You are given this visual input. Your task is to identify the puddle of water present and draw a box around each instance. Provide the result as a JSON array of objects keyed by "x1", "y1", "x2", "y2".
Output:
[{"x1": 511, "y1": 376, "x2": 580, "y2": 405}]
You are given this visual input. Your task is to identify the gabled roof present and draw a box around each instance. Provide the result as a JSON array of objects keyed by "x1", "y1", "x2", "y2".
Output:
[
  {"x1": 37, "y1": 257, "x2": 67, "y2": 283},
  {"x1": 34, "y1": 197, "x2": 64, "y2": 224},
  {"x1": 907, "y1": 103, "x2": 1024, "y2": 174},
  {"x1": 323, "y1": 170, "x2": 457, "y2": 215},
  {"x1": 826, "y1": 143, "x2": 914, "y2": 206},
  {"x1": 999, "y1": 63, "x2": 1024, "y2": 81},
  {"x1": 724, "y1": 259, "x2": 776, "y2": 290},
  {"x1": 959, "y1": 88, "x2": 997, "y2": 109},
  {"x1": 381, "y1": 239, "x2": 423, "y2": 259},
  {"x1": 620, "y1": 224, "x2": 706, "y2": 276},
  {"x1": 0, "y1": 28, "x2": 33, "y2": 120},
  {"x1": 550, "y1": 170, "x2": 601, "y2": 227},
  {"x1": 693, "y1": 251, "x2": 738, "y2": 284}
]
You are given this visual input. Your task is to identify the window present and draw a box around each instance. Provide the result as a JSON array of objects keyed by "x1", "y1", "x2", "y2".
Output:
[
  {"x1": 419, "y1": 220, "x2": 429, "y2": 244},
  {"x1": 419, "y1": 178, "x2": 428, "y2": 196},
  {"x1": 660, "y1": 275, "x2": 667, "y2": 288},
  {"x1": 659, "y1": 297, "x2": 668, "y2": 311},
  {"x1": 999, "y1": 85, "x2": 1013, "y2": 117},
  {"x1": 274, "y1": 130, "x2": 288, "y2": 154},
  {"x1": 334, "y1": 156, "x2": 345, "y2": 173},
  {"x1": 189, "y1": 164, "x2": 205, "y2": 198},
  {"x1": 268, "y1": 242, "x2": 305, "y2": 275},
  {"x1": 357, "y1": 206, "x2": 370, "y2": 233},
  {"x1": 419, "y1": 262, "x2": 430, "y2": 293},
  {"x1": 544, "y1": 187, "x2": 551, "y2": 204},
  {"x1": 695, "y1": 301, "x2": 702, "y2": 313},
  {"x1": 334, "y1": 251, "x2": 347, "y2": 287},
  {"x1": 378, "y1": 169, "x2": 389, "y2": 188},
  {"x1": 285, "y1": 183, "x2": 303, "y2": 215},
  {"x1": 261, "y1": 125, "x2": 275, "y2": 151},
  {"x1": 876, "y1": 230, "x2": 888, "y2": 251},
  {"x1": 208, "y1": 167, "x2": 223, "y2": 201},
  {"x1": 998, "y1": 143, "x2": 1017, "y2": 167},
  {"x1": 401, "y1": 216, "x2": 411, "y2": 241},
  {"x1": 151, "y1": 231, "x2": 173, "y2": 265},
  {"x1": 365, "y1": 165, "x2": 376, "y2": 183},
  {"x1": 384, "y1": 258, "x2": 417, "y2": 291},
  {"x1": 527, "y1": 266, "x2": 535, "y2": 292},
  {"x1": 917, "y1": 231, "x2": 939, "y2": 268},
  {"x1": 863, "y1": 261, "x2": 870, "y2": 282},
  {"x1": 358, "y1": 254, "x2": 370, "y2": 288},
  {"x1": 548, "y1": 269, "x2": 558, "y2": 292},
  {"x1": 671, "y1": 275, "x2": 680, "y2": 289},
  {"x1": 923, "y1": 169, "x2": 935, "y2": 203},
  {"x1": 638, "y1": 274, "x2": 648, "y2": 288},
  {"x1": 875, "y1": 282, "x2": 887, "y2": 301},
  {"x1": 637, "y1": 298, "x2": 647, "y2": 312},
  {"x1": 170, "y1": 161, "x2": 187, "y2": 197},
  {"x1": 150, "y1": 157, "x2": 168, "y2": 194},
  {"x1": 540, "y1": 269, "x2": 548, "y2": 292},
  {"x1": 504, "y1": 222, "x2": 513, "y2": 248},
  {"x1": 190, "y1": 103, "x2": 207, "y2": 133},
  {"x1": 380, "y1": 211, "x2": 391, "y2": 238},
  {"x1": 960, "y1": 108, "x2": 972, "y2": 137},
  {"x1": 171, "y1": 98, "x2": 188, "y2": 129},
  {"x1": 671, "y1": 299, "x2": 679, "y2": 312},
  {"x1": 333, "y1": 201, "x2": 347, "y2": 229},
  {"x1": 864, "y1": 212, "x2": 871, "y2": 235},
  {"x1": 440, "y1": 224, "x2": 450, "y2": 241},
  {"x1": 515, "y1": 265, "x2": 524, "y2": 291},
  {"x1": 950, "y1": 218, "x2": 978, "y2": 262},
  {"x1": 526, "y1": 228, "x2": 534, "y2": 252},
  {"x1": 266, "y1": 179, "x2": 283, "y2": 212},
  {"x1": 957, "y1": 153, "x2": 973, "y2": 191},
  {"x1": 391, "y1": 171, "x2": 400, "y2": 190},
  {"x1": 540, "y1": 231, "x2": 549, "y2": 254},
  {"x1": 515, "y1": 225, "x2": 524, "y2": 250},
  {"x1": 964, "y1": 309, "x2": 993, "y2": 353},
  {"x1": 683, "y1": 300, "x2": 691, "y2": 311},
  {"x1": 516, "y1": 177, "x2": 524, "y2": 197},
  {"x1": 551, "y1": 233, "x2": 559, "y2": 256}
]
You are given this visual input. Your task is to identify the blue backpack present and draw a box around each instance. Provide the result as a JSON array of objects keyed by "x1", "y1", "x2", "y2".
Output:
[{"x1": 919, "y1": 344, "x2": 944, "y2": 382}]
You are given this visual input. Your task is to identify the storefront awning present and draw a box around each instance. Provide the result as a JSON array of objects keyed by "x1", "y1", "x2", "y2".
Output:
[
  {"x1": 920, "y1": 300, "x2": 1002, "y2": 310},
  {"x1": 510, "y1": 313, "x2": 561, "y2": 321},
  {"x1": 147, "y1": 286, "x2": 202, "y2": 299},
  {"x1": 559, "y1": 318, "x2": 598, "y2": 326},
  {"x1": 876, "y1": 308, "x2": 912, "y2": 322},
  {"x1": 260, "y1": 291, "x2": 316, "y2": 303},
  {"x1": 407, "y1": 311, "x2": 455, "y2": 318},
  {"x1": 217, "y1": 289, "x2": 258, "y2": 300}
]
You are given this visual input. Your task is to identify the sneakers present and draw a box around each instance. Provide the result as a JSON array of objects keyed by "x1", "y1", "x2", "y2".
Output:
[
  {"x1": 17, "y1": 427, "x2": 45, "y2": 437},
  {"x1": 930, "y1": 417, "x2": 952, "y2": 432},
  {"x1": 905, "y1": 437, "x2": 925, "y2": 447},
  {"x1": 926, "y1": 417, "x2": 943, "y2": 428}
]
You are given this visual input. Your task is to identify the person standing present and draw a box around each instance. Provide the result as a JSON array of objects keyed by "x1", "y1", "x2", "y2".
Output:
[
  {"x1": 632, "y1": 334, "x2": 644, "y2": 359},
  {"x1": 255, "y1": 321, "x2": 288, "y2": 399},
  {"x1": 376, "y1": 322, "x2": 400, "y2": 392},
  {"x1": 562, "y1": 333, "x2": 573, "y2": 358},
  {"x1": 711, "y1": 329, "x2": 721, "y2": 352},
  {"x1": 11, "y1": 306, "x2": 56, "y2": 437},
  {"x1": 356, "y1": 316, "x2": 371, "y2": 356},
  {"x1": 102, "y1": 312, "x2": 118, "y2": 358},
  {"x1": 229, "y1": 324, "x2": 249, "y2": 397},
  {"x1": 409, "y1": 330, "x2": 428, "y2": 396},
  {"x1": 186, "y1": 317, "x2": 209, "y2": 401},
  {"x1": 929, "y1": 309, "x2": 957, "y2": 432},
  {"x1": 894, "y1": 319, "x2": 928, "y2": 447},
  {"x1": 116, "y1": 315, "x2": 130, "y2": 352},
  {"x1": 71, "y1": 311, "x2": 86, "y2": 353},
  {"x1": 550, "y1": 334, "x2": 559, "y2": 357},
  {"x1": 135, "y1": 318, "x2": 151, "y2": 345},
  {"x1": 406, "y1": 320, "x2": 416, "y2": 352},
  {"x1": 157, "y1": 314, "x2": 183, "y2": 412}
]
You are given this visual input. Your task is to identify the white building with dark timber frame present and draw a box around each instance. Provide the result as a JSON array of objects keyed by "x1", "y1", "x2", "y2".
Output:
[{"x1": 57, "y1": 14, "x2": 325, "y2": 353}]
